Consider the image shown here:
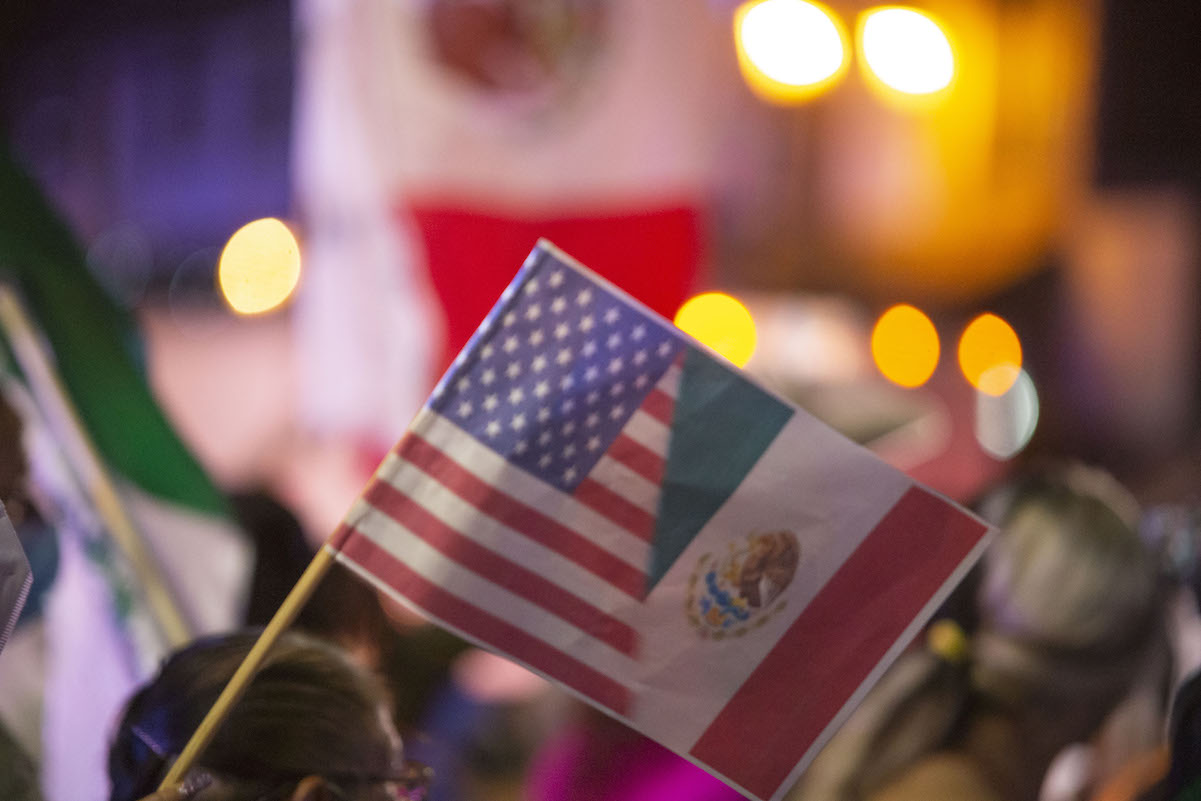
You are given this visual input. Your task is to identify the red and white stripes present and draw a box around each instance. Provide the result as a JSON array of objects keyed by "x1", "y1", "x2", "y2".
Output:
[
  {"x1": 574, "y1": 360, "x2": 680, "y2": 544},
  {"x1": 330, "y1": 362, "x2": 681, "y2": 714}
]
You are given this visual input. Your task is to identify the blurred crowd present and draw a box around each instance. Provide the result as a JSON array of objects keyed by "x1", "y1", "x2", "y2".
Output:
[
  {"x1": 5, "y1": 360, "x2": 1201, "y2": 801},
  {"x1": 1, "y1": 22, "x2": 1200, "y2": 790}
]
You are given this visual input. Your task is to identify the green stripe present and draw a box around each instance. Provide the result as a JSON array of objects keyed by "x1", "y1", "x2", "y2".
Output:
[
  {"x1": 0, "y1": 147, "x2": 230, "y2": 516},
  {"x1": 647, "y1": 347, "x2": 792, "y2": 591}
]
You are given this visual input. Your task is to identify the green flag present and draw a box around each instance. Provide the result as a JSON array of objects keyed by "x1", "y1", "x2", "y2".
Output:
[{"x1": 0, "y1": 146, "x2": 253, "y2": 801}]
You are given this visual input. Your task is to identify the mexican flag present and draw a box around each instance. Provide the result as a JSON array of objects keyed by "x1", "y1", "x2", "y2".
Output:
[{"x1": 0, "y1": 147, "x2": 253, "y2": 801}]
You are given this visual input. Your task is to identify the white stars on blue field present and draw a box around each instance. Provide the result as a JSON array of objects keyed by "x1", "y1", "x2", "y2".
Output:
[{"x1": 430, "y1": 260, "x2": 682, "y2": 491}]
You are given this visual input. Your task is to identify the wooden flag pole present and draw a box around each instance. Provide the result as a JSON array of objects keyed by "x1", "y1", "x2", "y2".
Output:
[
  {"x1": 0, "y1": 284, "x2": 194, "y2": 647},
  {"x1": 160, "y1": 544, "x2": 338, "y2": 787}
]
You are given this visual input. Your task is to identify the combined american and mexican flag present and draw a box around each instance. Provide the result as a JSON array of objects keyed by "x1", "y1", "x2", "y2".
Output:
[{"x1": 331, "y1": 240, "x2": 991, "y2": 801}]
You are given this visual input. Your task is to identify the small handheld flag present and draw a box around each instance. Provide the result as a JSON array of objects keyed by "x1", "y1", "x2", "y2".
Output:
[
  {"x1": 166, "y1": 241, "x2": 991, "y2": 800},
  {"x1": 330, "y1": 241, "x2": 992, "y2": 800}
]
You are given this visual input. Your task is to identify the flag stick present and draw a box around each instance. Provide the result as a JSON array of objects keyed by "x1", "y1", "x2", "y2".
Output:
[
  {"x1": 0, "y1": 284, "x2": 193, "y2": 647},
  {"x1": 159, "y1": 544, "x2": 337, "y2": 787}
]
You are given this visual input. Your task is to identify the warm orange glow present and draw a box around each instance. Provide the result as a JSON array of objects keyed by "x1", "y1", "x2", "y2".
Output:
[
  {"x1": 734, "y1": 0, "x2": 850, "y2": 104},
  {"x1": 674, "y1": 292, "x2": 758, "y2": 367},
  {"x1": 871, "y1": 304, "x2": 939, "y2": 388},
  {"x1": 958, "y1": 313, "x2": 1022, "y2": 395},
  {"x1": 858, "y1": 7, "x2": 955, "y2": 102},
  {"x1": 218, "y1": 218, "x2": 301, "y2": 315},
  {"x1": 800, "y1": 2, "x2": 1096, "y2": 302}
]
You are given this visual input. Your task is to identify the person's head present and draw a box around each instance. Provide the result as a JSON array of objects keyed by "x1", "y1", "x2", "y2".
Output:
[
  {"x1": 971, "y1": 465, "x2": 1165, "y2": 739},
  {"x1": 108, "y1": 631, "x2": 430, "y2": 801}
]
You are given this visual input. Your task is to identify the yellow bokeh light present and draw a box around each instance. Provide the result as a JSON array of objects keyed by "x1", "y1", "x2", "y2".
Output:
[
  {"x1": 958, "y1": 313, "x2": 1022, "y2": 396},
  {"x1": 674, "y1": 292, "x2": 758, "y2": 368},
  {"x1": 871, "y1": 304, "x2": 940, "y2": 388},
  {"x1": 734, "y1": 0, "x2": 850, "y2": 104},
  {"x1": 859, "y1": 7, "x2": 955, "y2": 98},
  {"x1": 218, "y1": 218, "x2": 301, "y2": 315}
]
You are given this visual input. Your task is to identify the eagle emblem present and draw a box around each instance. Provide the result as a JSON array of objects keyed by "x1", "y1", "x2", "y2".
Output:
[{"x1": 685, "y1": 530, "x2": 800, "y2": 640}]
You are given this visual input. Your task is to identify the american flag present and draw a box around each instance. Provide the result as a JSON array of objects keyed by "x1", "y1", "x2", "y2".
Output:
[{"x1": 333, "y1": 247, "x2": 685, "y2": 713}]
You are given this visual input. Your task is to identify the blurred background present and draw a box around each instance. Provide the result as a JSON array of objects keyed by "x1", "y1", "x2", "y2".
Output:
[
  {"x1": 3, "y1": 0, "x2": 1199, "y2": 525},
  {"x1": 2, "y1": 0, "x2": 1201, "y2": 797}
]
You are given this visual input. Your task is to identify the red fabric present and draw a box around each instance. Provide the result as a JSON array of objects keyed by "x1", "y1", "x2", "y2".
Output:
[{"x1": 405, "y1": 203, "x2": 703, "y2": 376}]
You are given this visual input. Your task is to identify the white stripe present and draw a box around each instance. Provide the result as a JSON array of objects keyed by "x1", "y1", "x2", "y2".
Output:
[
  {"x1": 376, "y1": 452, "x2": 646, "y2": 615},
  {"x1": 588, "y1": 455, "x2": 660, "y2": 515},
  {"x1": 349, "y1": 504, "x2": 640, "y2": 675},
  {"x1": 623, "y1": 409, "x2": 670, "y2": 455},
  {"x1": 407, "y1": 410, "x2": 653, "y2": 565},
  {"x1": 617, "y1": 363, "x2": 679, "y2": 454},
  {"x1": 658, "y1": 362, "x2": 683, "y2": 398}
]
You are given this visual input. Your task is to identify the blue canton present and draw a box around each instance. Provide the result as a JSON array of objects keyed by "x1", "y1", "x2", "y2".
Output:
[{"x1": 430, "y1": 255, "x2": 683, "y2": 491}]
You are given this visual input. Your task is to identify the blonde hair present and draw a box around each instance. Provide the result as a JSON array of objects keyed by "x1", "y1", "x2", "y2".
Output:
[{"x1": 792, "y1": 466, "x2": 1165, "y2": 801}]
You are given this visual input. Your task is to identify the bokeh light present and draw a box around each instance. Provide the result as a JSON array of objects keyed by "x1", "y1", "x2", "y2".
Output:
[
  {"x1": 734, "y1": 0, "x2": 850, "y2": 103},
  {"x1": 871, "y1": 304, "x2": 940, "y2": 388},
  {"x1": 958, "y1": 313, "x2": 1021, "y2": 396},
  {"x1": 859, "y1": 7, "x2": 955, "y2": 96},
  {"x1": 975, "y1": 368, "x2": 1039, "y2": 459},
  {"x1": 217, "y1": 218, "x2": 301, "y2": 315},
  {"x1": 674, "y1": 292, "x2": 758, "y2": 367}
]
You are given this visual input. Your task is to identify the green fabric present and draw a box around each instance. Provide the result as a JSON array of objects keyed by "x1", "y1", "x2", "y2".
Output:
[
  {"x1": 647, "y1": 347, "x2": 792, "y2": 591},
  {"x1": 0, "y1": 146, "x2": 229, "y2": 515}
]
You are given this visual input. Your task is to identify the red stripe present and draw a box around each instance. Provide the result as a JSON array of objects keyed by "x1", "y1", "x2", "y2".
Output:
[
  {"x1": 397, "y1": 434, "x2": 645, "y2": 598},
  {"x1": 338, "y1": 531, "x2": 632, "y2": 715},
  {"x1": 689, "y1": 487, "x2": 988, "y2": 800},
  {"x1": 329, "y1": 522, "x2": 354, "y2": 551},
  {"x1": 574, "y1": 478, "x2": 656, "y2": 542},
  {"x1": 607, "y1": 433, "x2": 665, "y2": 485},
  {"x1": 362, "y1": 479, "x2": 638, "y2": 656},
  {"x1": 641, "y1": 388, "x2": 675, "y2": 425}
]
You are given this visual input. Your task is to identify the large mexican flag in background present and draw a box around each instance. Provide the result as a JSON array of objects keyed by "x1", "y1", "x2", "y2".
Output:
[
  {"x1": 0, "y1": 147, "x2": 252, "y2": 801},
  {"x1": 291, "y1": 0, "x2": 740, "y2": 459}
]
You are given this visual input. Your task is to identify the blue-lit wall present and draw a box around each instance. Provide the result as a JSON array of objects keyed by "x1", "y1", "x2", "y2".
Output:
[{"x1": 1, "y1": 0, "x2": 293, "y2": 299}]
